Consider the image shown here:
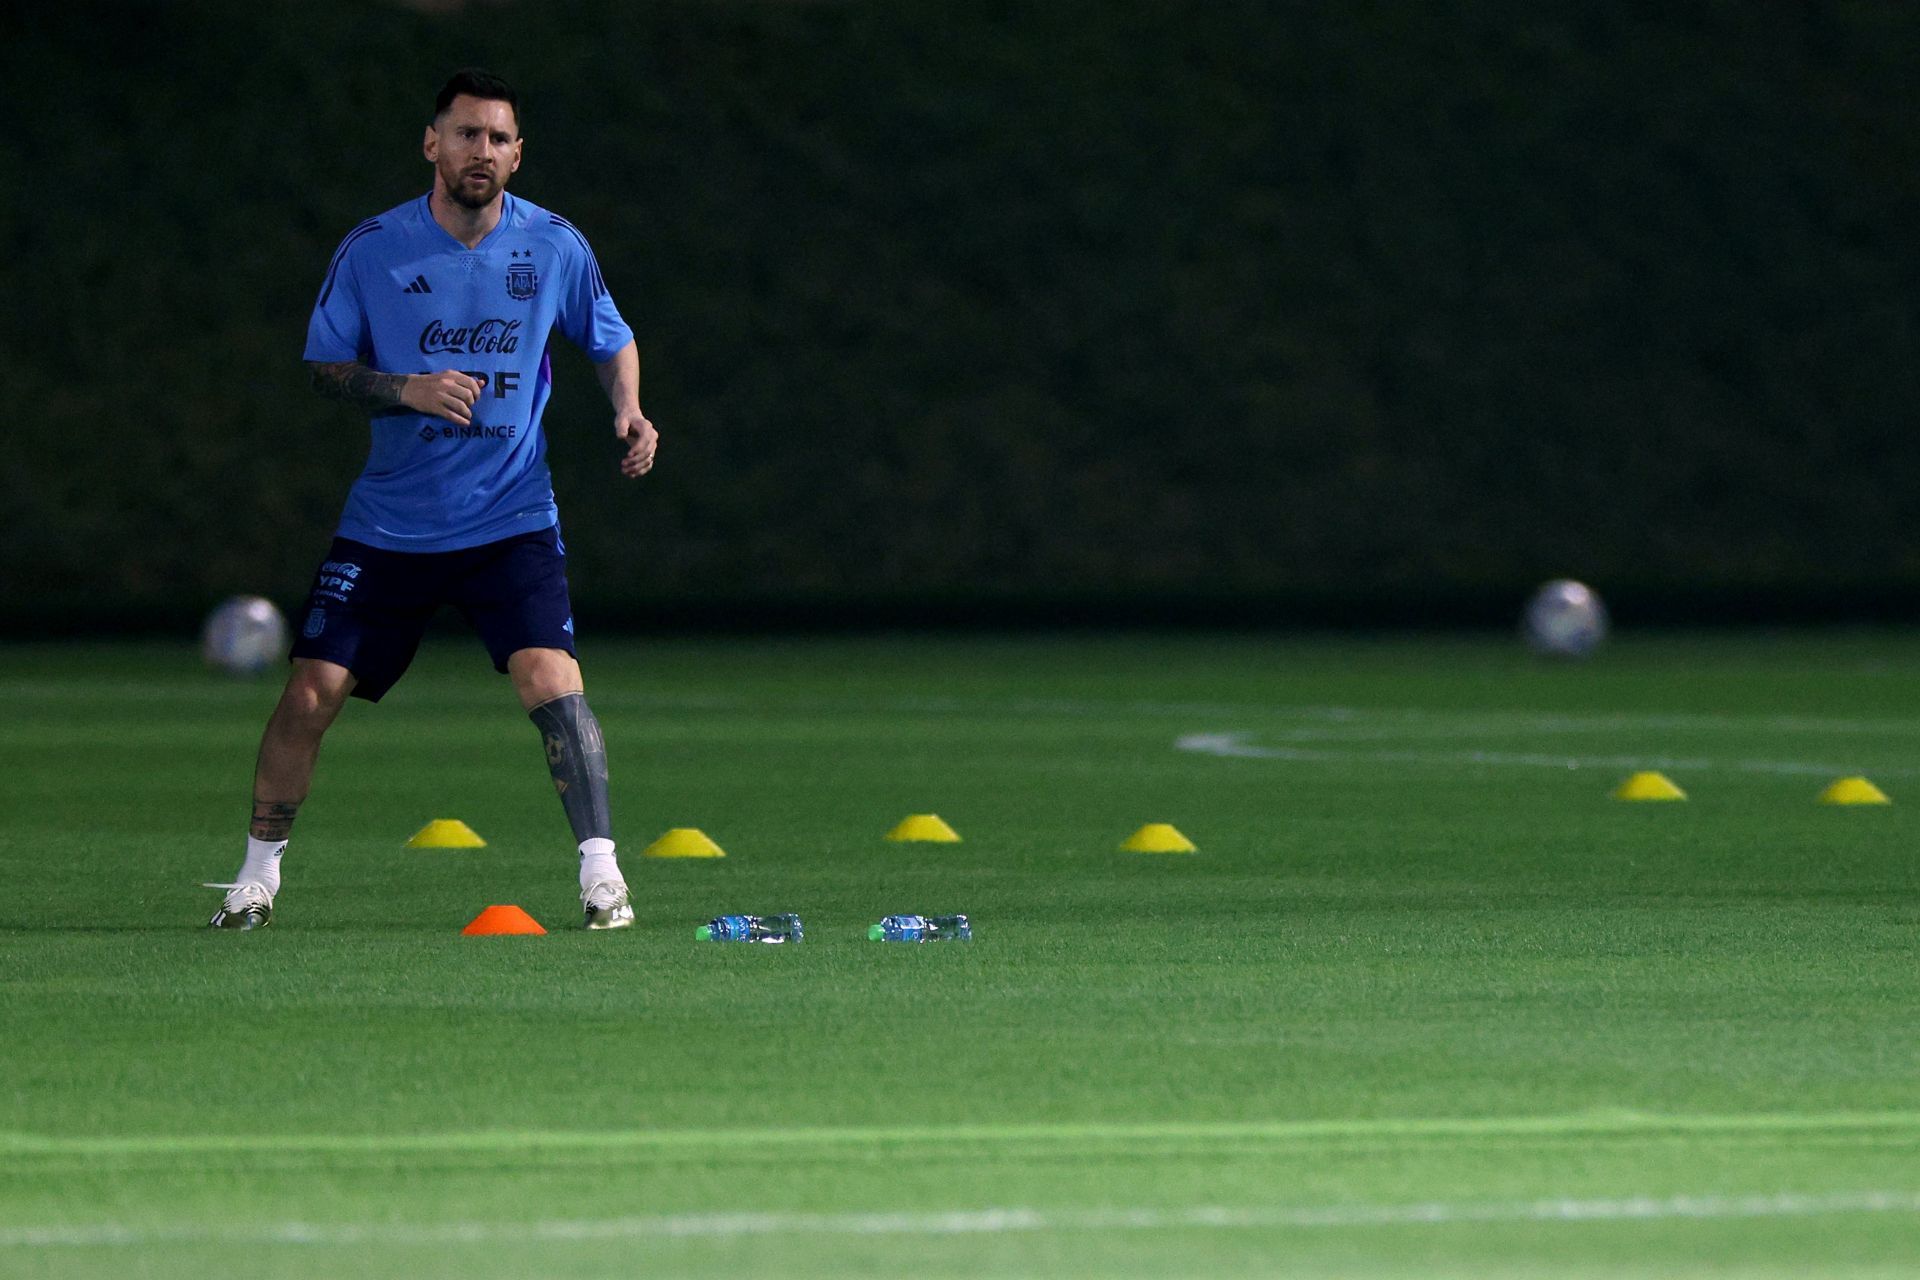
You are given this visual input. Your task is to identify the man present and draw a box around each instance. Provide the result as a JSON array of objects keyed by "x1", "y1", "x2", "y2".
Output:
[{"x1": 207, "y1": 68, "x2": 657, "y2": 931}]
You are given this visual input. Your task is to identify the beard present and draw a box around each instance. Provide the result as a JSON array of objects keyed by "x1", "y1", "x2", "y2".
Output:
[{"x1": 444, "y1": 163, "x2": 504, "y2": 209}]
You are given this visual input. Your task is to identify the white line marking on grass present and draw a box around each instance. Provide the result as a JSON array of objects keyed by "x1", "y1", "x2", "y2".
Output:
[
  {"x1": 1174, "y1": 731, "x2": 1915, "y2": 778},
  {"x1": 8, "y1": 1109, "x2": 1920, "y2": 1159},
  {"x1": 17, "y1": 678, "x2": 1920, "y2": 740},
  {"x1": 6, "y1": 1189, "x2": 1918, "y2": 1249}
]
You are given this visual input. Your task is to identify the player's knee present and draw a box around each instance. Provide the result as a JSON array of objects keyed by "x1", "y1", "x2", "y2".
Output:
[
  {"x1": 276, "y1": 662, "x2": 352, "y2": 730},
  {"x1": 510, "y1": 648, "x2": 582, "y2": 709}
]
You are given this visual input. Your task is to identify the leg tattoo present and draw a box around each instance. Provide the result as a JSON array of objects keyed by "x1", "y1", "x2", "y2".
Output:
[
  {"x1": 250, "y1": 800, "x2": 301, "y2": 842},
  {"x1": 528, "y1": 692, "x2": 613, "y2": 843}
]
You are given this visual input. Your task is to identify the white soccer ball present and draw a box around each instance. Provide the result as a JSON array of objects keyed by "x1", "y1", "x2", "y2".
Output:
[
  {"x1": 1522, "y1": 579, "x2": 1608, "y2": 658},
  {"x1": 201, "y1": 595, "x2": 289, "y2": 675}
]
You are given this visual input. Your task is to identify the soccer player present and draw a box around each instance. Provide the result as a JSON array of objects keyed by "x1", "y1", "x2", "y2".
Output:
[{"x1": 207, "y1": 69, "x2": 656, "y2": 931}]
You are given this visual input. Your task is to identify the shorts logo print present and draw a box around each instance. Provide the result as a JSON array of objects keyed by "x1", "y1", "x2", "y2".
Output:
[{"x1": 313, "y1": 561, "x2": 363, "y2": 604}]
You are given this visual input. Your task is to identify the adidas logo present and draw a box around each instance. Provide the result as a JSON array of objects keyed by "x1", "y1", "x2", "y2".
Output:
[{"x1": 402, "y1": 275, "x2": 432, "y2": 294}]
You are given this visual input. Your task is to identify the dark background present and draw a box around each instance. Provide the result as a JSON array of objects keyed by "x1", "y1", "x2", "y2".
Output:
[{"x1": 4, "y1": 0, "x2": 1917, "y2": 633}]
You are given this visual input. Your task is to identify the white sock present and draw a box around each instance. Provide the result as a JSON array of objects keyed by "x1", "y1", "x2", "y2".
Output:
[
  {"x1": 579, "y1": 837, "x2": 621, "y2": 891},
  {"x1": 237, "y1": 836, "x2": 285, "y2": 896}
]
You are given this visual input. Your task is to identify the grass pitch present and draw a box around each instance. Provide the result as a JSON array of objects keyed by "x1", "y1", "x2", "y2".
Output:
[{"x1": 2, "y1": 631, "x2": 1917, "y2": 1278}]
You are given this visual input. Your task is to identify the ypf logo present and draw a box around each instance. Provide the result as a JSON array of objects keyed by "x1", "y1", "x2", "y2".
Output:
[{"x1": 418, "y1": 318, "x2": 523, "y2": 356}]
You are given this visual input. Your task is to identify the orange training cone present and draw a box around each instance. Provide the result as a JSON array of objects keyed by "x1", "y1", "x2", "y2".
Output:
[{"x1": 462, "y1": 904, "x2": 547, "y2": 936}]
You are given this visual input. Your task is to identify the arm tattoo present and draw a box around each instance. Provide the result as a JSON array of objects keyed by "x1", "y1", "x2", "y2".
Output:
[
  {"x1": 308, "y1": 361, "x2": 408, "y2": 413},
  {"x1": 250, "y1": 800, "x2": 302, "y2": 842}
]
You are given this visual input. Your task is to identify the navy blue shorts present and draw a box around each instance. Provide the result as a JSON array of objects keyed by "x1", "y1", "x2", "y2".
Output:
[{"x1": 290, "y1": 527, "x2": 576, "y2": 703}]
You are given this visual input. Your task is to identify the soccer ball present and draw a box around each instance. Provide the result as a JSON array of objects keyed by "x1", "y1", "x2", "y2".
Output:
[
  {"x1": 1521, "y1": 579, "x2": 1608, "y2": 658},
  {"x1": 201, "y1": 595, "x2": 289, "y2": 675}
]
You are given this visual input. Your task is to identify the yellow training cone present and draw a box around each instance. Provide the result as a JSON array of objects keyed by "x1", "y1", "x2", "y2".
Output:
[
  {"x1": 406, "y1": 818, "x2": 487, "y2": 848},
  {"x1": 1120, "y1": 823, "x2": 1197, "y2": 853},
  {"x1": 885, "y1": 814, "x2": 962, "y2": 843},
  {"x1": 1819, "y1": 777, "x2": 1891, "y2": 805},
  {"x1": 1612, "y1": 772, "x2": 1686, "y2": 802},
  {"x1": 642, "y1": 827, "x2": 727, "y2": 858}
]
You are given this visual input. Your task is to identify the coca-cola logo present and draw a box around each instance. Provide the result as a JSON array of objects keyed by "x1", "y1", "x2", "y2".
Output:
[{"x1": 419, "y1": 318, "x2": 522, "y2": 355}]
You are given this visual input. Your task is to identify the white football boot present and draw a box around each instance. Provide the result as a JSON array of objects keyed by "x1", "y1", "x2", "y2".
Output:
[
  {"x1": 206, "y1": 882, "x2": 274, "y2": 930},
  {"x1": 581, "y1": 880, "x2": 634, "y2": 930}
]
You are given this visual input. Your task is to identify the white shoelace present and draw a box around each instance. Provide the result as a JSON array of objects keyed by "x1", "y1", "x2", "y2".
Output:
[
  {"x1": 581, "y1": 880, "x2": 628, "y2": 909},
  {"x1": 202, "y1": 881, "x2": 273, "y2": 908}
]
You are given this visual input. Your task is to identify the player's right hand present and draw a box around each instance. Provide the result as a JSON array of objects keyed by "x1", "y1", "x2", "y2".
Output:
[{"x1": 402, "y1": 370, "x2": 487, "y2": 424}]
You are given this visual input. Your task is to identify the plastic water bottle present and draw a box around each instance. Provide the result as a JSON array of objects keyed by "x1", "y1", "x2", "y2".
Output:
[
  {"x1": 868, "y1": 913, "x2": 971, "y2": 942},
  {"x1": 696, "y1": 914, "x2": 804, "y2": 944}
]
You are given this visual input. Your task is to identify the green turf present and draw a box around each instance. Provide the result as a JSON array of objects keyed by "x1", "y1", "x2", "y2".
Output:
[{"x1": 2, "y1": 631, "x2": 1917, "y2": 1278}]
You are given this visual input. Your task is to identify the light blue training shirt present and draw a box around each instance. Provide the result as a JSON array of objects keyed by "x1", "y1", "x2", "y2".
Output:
[{"x1": 305, "y1": 192, "x2": 633, "y2": 553}]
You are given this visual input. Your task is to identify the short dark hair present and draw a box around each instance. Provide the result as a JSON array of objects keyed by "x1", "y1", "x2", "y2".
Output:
[{"x1": 434, "y1": 68, "x2": 519, "y2": 131}]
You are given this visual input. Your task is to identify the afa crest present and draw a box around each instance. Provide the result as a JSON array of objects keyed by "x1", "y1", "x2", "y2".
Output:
[{"x1": 506, "y1": 250, "x2": 539, "y2": 300}]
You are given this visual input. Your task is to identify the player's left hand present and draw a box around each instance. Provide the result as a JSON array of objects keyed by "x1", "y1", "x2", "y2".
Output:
[{"x1": 616, "y1": 408, "x2": 658, "y2": 478}]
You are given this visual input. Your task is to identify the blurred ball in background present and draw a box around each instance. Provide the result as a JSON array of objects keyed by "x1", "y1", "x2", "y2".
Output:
[
  {"x1": 201, "y1": 595, "x2": 289, "y2": 675},
  {"x1": 1522, "y1": 579, "x2": 1609, "y2": 659}
]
